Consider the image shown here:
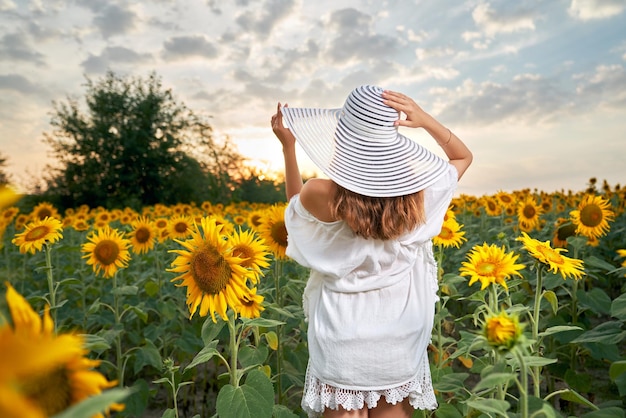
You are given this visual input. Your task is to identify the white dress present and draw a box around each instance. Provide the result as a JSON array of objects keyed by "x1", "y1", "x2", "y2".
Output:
[{"x1": 284, "y1": 164, "x2": 458, "y2": 417}]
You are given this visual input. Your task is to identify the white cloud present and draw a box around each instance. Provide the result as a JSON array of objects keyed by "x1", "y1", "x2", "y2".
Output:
[
  {"x1": 0, "y1": 0, "x2": 16, "y2": 11},
  {"x1": 568, "y1": 0, "x2": 625, "y2": 21},
  {"x1": 471, "y1": 2, "x2": 536, "y2": 37}
]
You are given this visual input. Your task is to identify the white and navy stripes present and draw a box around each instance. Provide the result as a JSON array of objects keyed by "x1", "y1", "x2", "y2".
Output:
[{"x1": 281, "y1": 85, "x2": 449, "y2": 197}]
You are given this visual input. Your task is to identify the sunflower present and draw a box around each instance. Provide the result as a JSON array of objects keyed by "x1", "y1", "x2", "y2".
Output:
[
  {"x1": 482, "y1": 197, "x2": 502, "y2": 217},
  {"x1": 236, "y1": 287, "x2": 265, "y2": 319},
  {"x1": 228, "y1": 228, "x2": 271, "y2": 283},
  {"x1": 569, "y1": 194, "x2": 615, "y2": 239},
  {"x1": 459, "y1": 243, "x2": 525, "y2": 290},
  {"x1": 517, "y1": 196, "x2": 543, "y2": 232},
  {"x1": 167, "y1": 214, "x2": 195, "y2": 240},
  {"x1": 552, "y1": 218, "x2": 576, "y2": 248},
  {"x1": 247, "y1": 209, "x2": 265, "y2": 231},
  {"x1": 82, "y1": 226, "x2": 131, "y2": 278},
  {"x1": 128, "y1": 216, "x2": 157, "y2": 255},
  {"x1": 1, "y1": 206, "x2": 19, "y2": 224},
  {"x1": 12, "y1": 217, "x2": 64, "y2": 254},
  {"x1": 483, "y1": 310, "x2": 523, "y2": 351},
  {"x1": 257, "y1": 204, "x2": 289, "y2": 260},
  {"x1": 0, "y1": 185, "x2": 21, "y2": 210},
  {"x1": 433, "y1": 218, "x2": 467, "y2": 249},
  {"x1": 30, "y1": 202, "x2": 60, "y2": 221},
  {"x1": 168, "y1": 217, "x2": 251, "y2": 322},
  {"x1": 494, "y1": 190, "x2": 515, "y2": 209},
  {"x1": 1, "y1": 283, "x2": 123, "y2": 417},
  {"x1": 618, "y1": 249, "x2": 626, "y2": 276},
  {"x1": 517, "y1": 232, "x2": 585, "y2": 280}
]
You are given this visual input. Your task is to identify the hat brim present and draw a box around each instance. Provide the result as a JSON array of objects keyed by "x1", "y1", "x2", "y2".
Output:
[{"x1": 281, "y1": 105, "x2": 449, "y2": 198}]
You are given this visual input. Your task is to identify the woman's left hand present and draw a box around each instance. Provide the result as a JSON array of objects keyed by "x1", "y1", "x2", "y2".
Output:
[{"x1": 271, "y1": 102, "x2": 296, "y2": 149}]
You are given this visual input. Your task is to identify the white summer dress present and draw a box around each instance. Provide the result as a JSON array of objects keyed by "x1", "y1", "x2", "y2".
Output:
[{"x1": 284, "y1": 164, "x2": 458, "y2": 417}]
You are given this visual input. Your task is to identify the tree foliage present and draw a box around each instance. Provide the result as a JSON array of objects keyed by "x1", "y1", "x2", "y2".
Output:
[
  {"x1": 43, "y1": 71, "x2": 246, "y2": 209},
  {"x1": 0, "y1": 152, "x2": 10, "y2": 186}
]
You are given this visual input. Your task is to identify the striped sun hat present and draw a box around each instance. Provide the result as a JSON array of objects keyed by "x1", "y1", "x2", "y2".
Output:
[{"x1": 280, "y1": 84, "x2": 450, "y2": 197}]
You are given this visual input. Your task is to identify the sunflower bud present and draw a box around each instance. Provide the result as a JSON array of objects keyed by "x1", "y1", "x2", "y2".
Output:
[{"x1": 483, "y1": 311, "x2": 523, "y2": 351}]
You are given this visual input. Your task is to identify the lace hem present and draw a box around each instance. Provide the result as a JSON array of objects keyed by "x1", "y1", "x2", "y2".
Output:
[{"x1": 301, "y1": 360, "x2": 437, "y2": 417}]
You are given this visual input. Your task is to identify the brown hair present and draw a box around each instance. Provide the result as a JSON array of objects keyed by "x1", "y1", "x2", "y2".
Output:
[{"x1": 330, "y1": 184, "x2": 426, "y2": 240}]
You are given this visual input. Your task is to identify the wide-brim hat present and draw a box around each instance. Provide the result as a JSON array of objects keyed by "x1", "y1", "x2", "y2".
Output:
[{"x1": 280, "y1": 85, "x2": 449, "y2": 197}]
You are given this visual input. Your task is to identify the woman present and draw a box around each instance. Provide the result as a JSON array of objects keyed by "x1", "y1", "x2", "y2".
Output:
[{"x1": 271, "y1": 85, "x2": 472, "y2": 417}]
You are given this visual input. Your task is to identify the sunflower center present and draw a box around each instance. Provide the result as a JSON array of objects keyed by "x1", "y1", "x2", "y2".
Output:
[
  {"x1": 477, "y1": 261, "x2": 496, "y2": 275},
  {"x1": 487, "y1": 201, "x2": 497, "y2": 211},
  {"x1": 522, "y1": 205, "x2": 536, "y2": 219},
  {"x1": 251, "y1": 214, "x2": 261, "y2": 225},
  {"x1": 94, "y1": 239, "x2": 121, "y2": 266},
  {"x1": 439, "y1": 227, "x2": 453, "y2": 239},
  {"x1": 191, "y1": 243, "x2": 232, "y2": 295},
  {"x1": 23, "y1": 367, "x2": 72, "y2": 415},
  {"x1": 580, "y1": 204, "x2": 603, "y2": 227},
  {"x1": 270, "y1": 221, "x2": 288, "y2": 247},
  {"x1": 36, "y1": 209, "x2": 52, "y2": 220},
  {"x1": 174, "y1": 222, "x2": 188, "y2": 233},
  {"x1": 556, "y1": 223, "x2": 577, "y2": 241},
  {"x1": 240, "y1": 294, "x2": 254, "y2": 307},
  {"x1": 135, "y1": 227, "x2": 152, "y2": 243},
  {"x1": 25, "y1": 225, "x2": 51, "y2": 242},
  {"x1": 232, "y1": 244, "x2": 253, "y2": 268}
]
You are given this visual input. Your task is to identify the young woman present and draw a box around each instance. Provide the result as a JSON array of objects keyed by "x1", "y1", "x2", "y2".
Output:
[{"x1": 271, "y1": 85, "x2": 472, "y2": 417}]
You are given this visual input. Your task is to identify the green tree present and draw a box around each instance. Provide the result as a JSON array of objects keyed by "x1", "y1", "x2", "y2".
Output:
[
  {"x1": 43, "y1": 71, "x2": 244, "y2": 209},
  {"x1": 0, "y1": 152, "x2": 10, "y2": 186}
]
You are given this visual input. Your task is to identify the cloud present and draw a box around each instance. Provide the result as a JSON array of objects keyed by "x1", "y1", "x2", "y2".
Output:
[
  {"x1": 0, "y1": 0, "x2": 16, "y2": 12},
  {"x1": 81, "y1": 46, "x2": 153, "y2": 73},
  {"x1": 575, "y1": 64, "x2": 626, "y2": 108},
  {"x1": 234, "y1": 0, "x2": 295, "y2": 39},
  {"x1": 323, "y1": 8, "x2": 401, "y2": 65},
  {"x1": 162, "y1": 35, "x2": 218, "y2": 60},
  {"x1": 93, "y1": 4, "x2": 137, "y2": 38},
  {"x1": 0, "y1": 74, "x2": 45, "y2": 95},
  {"x1": 463, "y1": 1, "x2": 536, "y2": 47},
  {"x1": 0, "y1": 32, "x2": 45, "y2": 65},
  {"x1": 568, "y1": 0, "x2": 625, "y2": 21}
]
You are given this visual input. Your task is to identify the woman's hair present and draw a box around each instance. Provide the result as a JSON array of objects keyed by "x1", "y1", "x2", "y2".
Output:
[{"x1": 330, "y1": 184, "x2": 426, "y2": 240}]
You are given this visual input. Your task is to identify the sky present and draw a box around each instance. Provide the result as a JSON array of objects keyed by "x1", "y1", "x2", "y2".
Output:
[{"x1": 1, "y1": 0, "x2": 625, "y2": 197}]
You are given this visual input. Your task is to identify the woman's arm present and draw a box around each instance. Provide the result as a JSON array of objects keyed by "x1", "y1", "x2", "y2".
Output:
[
  {"x1": 382, "y1": 90, "x2": 473, "y2": 179},
  {"x1": 272, "y1": 103, "x2": 303, "y2": 200}
]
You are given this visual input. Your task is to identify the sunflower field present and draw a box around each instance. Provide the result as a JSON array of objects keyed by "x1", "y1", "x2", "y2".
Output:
[{"x1": 0, "y1": 178, "x2": 625, "y2": 418}]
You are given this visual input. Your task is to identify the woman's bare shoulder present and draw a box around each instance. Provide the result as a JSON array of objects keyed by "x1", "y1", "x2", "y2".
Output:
[{"x1": 300, "y1": 179, "x2": 337, "y2": 222}]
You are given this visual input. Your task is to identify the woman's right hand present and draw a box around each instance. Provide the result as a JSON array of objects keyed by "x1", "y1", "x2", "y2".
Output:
[{"x1": 271, "y1": 102, "x2": 296, "y2": 149}]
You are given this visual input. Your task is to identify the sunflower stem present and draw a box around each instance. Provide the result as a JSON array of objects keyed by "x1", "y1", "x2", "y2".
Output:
[
  {"x1": 43, "y1": 243, "x2": 57, "y2": 328},
  {"x1": 531, "y1": 264, "x2": 544, "y2": 398},
  {"x1": 514, "y1": 348, "x2": 529, "y2": 418},
  {"x1": 113, "y1": 272, "x2": 124, "y2": 387},
  {"x1": 274, "y1": 259, "x2": 284, "y2": 404},
  {"x1": 227, "y1": 314, "x2": 240, "y2": 387}
]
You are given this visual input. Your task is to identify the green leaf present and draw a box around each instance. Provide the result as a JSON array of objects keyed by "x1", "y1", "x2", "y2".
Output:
[
  {"x1": 581, "y1": 407, "x2": 626, "y2": 418},
  {"x1": 241, "y1": 317, "x2": 285, "y2": 328},
  {"x1": 465, "y1": 398, "x2": 510, "y2": 415},
  {"x1": 216, "y1": 369, "x2": 274, "y2": 418},
  {"x1": 583, "y1": 255, "x2": 618, "y2": 271},
  {"x1": 133, "y1": 339, "x2": 163, "y2": 375},
  {"x1": 571, "y1": 321, "x2": 626, "y2": 345},
  {"x1": 433, "y1": 372, "x2": 469, "y2": 392},
  {"x1": 51, "y1": 388, "x2": 132, "y2": 418},
  {"x1": 129, "y1": 305, "x2": 148, "y2": 323},
  {"x1": 543, "y1": 290, "x2": 559, "y2": 315},
  {"x1": 473, "y1": 372, "x2": 516, "y2": 392},
  {"x1": 81, "y1": 333, "x2": 111, "y2": 353},
  {"x1": 565, "y1": 369, "x2": 592, "y2": 392},
  {"x1": 577, "y1": 287, "x2": 612, "y2": 316},
  {"x1": 112, "y1": 285, "x2": 138, "y2": 296},
  {"x1": 435, "y1": 402, "x2": 464, "y2": 418},
  {"x1": 610, "y1": 292, "x2": 626, "y2": 320},
  {"x1": 185, "y1": 340, "x2": 220, "y2": 372},
  {"x1": 161, "y1": 409, "x2": 177, "y2": 418},
  {"x1": 520, "y1": 356, "x2": 557, "y2": 367},
  {"x1": 239, "y1": 344, "x2": 269, "y2": 368},
  {"x1": 201, "y1": 317, "x2": 225, "y2": 345},
  {"x1": 538, "y1": 325, "x2": 583, "y2": 338},
  {"x1": 609, "y1": 360, "x2": 626, "y2": 397},
  {"x1": 559, "y1": 388, "x2": 598, "y2": 410},
  {"x1": 609, "y1": 360, "x2": 626, "y2": 380},
  {"x1": 144, "y1": 280, "x2": 160, "y2": 297},
  {"x1": 272, "y1": 404, "x2": 299, "y2": 418},
  {"x1": 264, "y1": 331, "x2": 278, "y2": 350}
]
